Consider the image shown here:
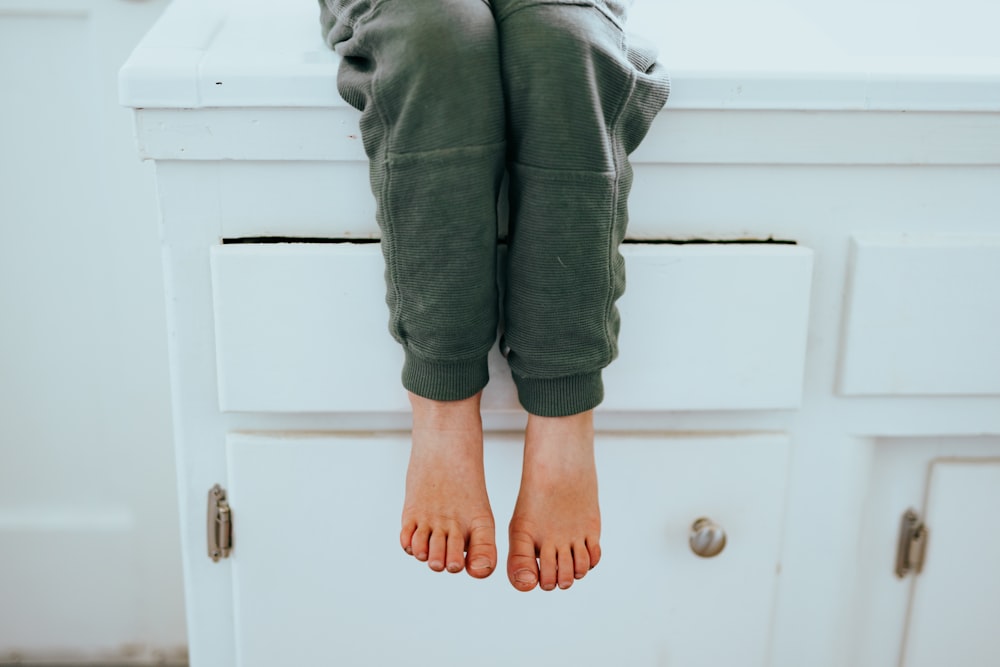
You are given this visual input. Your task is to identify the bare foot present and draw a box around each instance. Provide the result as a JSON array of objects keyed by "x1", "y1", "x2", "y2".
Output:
[
  {"x1": 399, "y1": 391, "x2": 497, "y2": 578},
  {"x1": 507, "y1": 410, "x2": 601, "y2": 591}
]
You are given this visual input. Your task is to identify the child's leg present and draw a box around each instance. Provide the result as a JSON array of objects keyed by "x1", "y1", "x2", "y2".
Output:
[
  {"x1": 320, "y1": 0, "x2": 506, "y2": 577},
  {"x1": 493, "y1": 0, "x2": 670, "y2": 590},
  {"x1": 321, "y1": 0, "x2": 506, "y2": 399},
  {"x1": 497, "y1": 0, "x2": 669, "y2": 416}
]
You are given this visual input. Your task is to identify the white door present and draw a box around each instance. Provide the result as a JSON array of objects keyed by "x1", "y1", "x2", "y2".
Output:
[
  {"x1": 226, "y1": 431, "x2": 790, "y2": 666},
  {"x1": 0, "y1": 0, "x2": 181, "y2": 659},
  {"x1": 901, "y1": 460, "x2": 1000, "y2": 667}
]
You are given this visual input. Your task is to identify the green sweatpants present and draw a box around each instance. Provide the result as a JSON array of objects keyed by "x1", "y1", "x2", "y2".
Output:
[{"x1": 319, "y1": 0, "x2": 669, "y2": 416}]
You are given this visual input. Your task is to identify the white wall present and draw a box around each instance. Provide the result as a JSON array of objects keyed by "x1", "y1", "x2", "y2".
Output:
[{"x1": 0, "y1": 0, "x2": 186, "y2": 662}]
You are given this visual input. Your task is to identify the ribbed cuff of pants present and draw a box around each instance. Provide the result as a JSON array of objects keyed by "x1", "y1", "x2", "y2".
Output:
[
  {"x1": 402, "y1": 351, "x2": 491, "y2": 402},
  {"x1": 512, "y1": 371, "x2": 604, "y2": 418}
]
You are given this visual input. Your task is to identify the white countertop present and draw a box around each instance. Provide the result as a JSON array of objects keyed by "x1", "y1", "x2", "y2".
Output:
[{"x1": 120, "y1": 0, "x2": 1000, "y2": 110}]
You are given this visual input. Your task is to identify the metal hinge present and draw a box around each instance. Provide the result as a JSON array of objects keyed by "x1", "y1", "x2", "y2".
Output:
[
  {"x1": 894, "y1": 508, "x2": 927, "y2": 578},
  {"x1": 208, "y1": 484, "x2": 232, "y2": 562}
]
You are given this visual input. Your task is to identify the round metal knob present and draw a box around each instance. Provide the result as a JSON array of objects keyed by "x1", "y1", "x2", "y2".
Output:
[{"x1": 689, "y1": 517, "x2": 727, "y2": 558}]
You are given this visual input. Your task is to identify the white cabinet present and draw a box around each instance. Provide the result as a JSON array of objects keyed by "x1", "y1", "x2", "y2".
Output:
[
  {"x1": 227, "y1": 432, "x2": 789, "y2": 666},
  {"x1": 200, "y1": 234, "x2": 808, "y2": 667},
  {"x1": 120, "y1": 0, "x2": 1000, "y2": 666}
]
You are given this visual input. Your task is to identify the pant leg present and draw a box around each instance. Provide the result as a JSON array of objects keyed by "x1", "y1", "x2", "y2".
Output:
[
  {"x1": 492, "y1": 0, "x2": 670, "y2": 417},
  {"x1": 319, "y1": 0, "x2": 507, "y2": 401}
]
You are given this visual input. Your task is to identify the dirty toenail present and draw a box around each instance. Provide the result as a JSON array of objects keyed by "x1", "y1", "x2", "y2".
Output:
[
  {"x1": 404, "y1": 546, "x2": 413, "y2": 555},
  {"x1": 446, "y1": 562, "x2": 463, "y2": 573},
  {"x1": 515, "y1": 570, "x2": 538, "y2": 585},
  {"x1": 470, "y1": 558, "x2": 493, "y2": 571},
  {"x1": 429, "y1": 560, "x2": 443, "y2": 570}
]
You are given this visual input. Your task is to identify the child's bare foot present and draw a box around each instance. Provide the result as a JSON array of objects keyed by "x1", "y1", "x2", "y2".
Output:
[
  {"x1": 507, "y1": 410, "x2": 601, "y2": 591},
  {"x1": 400, "y1": 391, "x2": 497, "y2": 578}
]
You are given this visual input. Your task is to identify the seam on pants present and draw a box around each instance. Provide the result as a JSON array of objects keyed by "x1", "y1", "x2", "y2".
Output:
[
  {"x1": 322, "y1": 0, "x2": 402, "y2": 337},
  {"x1": 601, "y1": 44, "x2": 639, "y2": 367},
  {"x1": 353, "y1": 6, "x2": 405, "y2": 345},
  {"x1": 386, "y1": 141, "x2": 508, "y2": 160},
  {"x1": 381, "y1": 151, "x2": 404, "y2": 345}
]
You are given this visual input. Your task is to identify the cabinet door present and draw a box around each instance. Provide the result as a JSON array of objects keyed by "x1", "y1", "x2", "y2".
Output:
[
  {"x1": 226, "y1": 432, "x2": 790, "y2": 667},
  {"x1": 902, "y1": 460, "x2": 1000, "y2": 667},
  {"x1": 848, "y1": 441, "x2": 1000, "y2": 667}
]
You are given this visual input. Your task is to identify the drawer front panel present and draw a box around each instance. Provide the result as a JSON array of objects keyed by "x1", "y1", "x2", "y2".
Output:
[
  {"x1": 211, "y1": 243, "x2": 813, "y2": 412},
  {"x1": 604, "y1": 244, "x2": 813, "y2": 410},
  {"x1": 227, "y1": 431, "x2": 790, "y2": 667},
  {"x1": 840, "y1": 234, "x2": 1000, "y2": 396},
  {"x1": 211, "y1": 243, "x2": 405, "y2": 413}
]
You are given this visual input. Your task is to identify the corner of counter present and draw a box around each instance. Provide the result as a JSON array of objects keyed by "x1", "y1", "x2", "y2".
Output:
[{"x1": 118, "y1": 0, "x2": 229, "y2": 109}]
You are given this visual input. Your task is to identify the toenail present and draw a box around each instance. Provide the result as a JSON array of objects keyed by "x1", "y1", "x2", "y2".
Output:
[
  {"x1": 515, "y1": 570, "x2": 538, "y2": 585},
  {"x1": 404, "y1": 546, "x2": 412, "y2": 555},
  {"x1": 470, "y1": 558, "x2": 493, "y2": 571},
  {"x1": 429, "y1": 560, "x2": 443, "y2": 570},
  {"x1": 559, "y1": 582, "x2": 572, "y2": 590},
  {"x1": 416, "y1": 552, "x2": 428, "y2": 561},
  {"x1": 446, "y1": 563, "x2": 463, "y2": 573}
]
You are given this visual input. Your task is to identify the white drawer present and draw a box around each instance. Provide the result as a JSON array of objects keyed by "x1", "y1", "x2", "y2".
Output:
[
  {"x1": 210, "y1": 243, "x2": 813, "y2": 412},
  {"x1": 840, "y1": 233, "x2": 1000, "y2": 396}
]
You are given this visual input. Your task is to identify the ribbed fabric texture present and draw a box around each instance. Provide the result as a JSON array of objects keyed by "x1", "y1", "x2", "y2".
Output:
[
  {"x1": 512, "y1": 371, "x2": 605, "y2": 418},
  {"x1": 320, "y1": 0, "x2": 669, "y2": 415},
  {"x1": 403, "y1": 351, "x2": 492, "y2": 403}
]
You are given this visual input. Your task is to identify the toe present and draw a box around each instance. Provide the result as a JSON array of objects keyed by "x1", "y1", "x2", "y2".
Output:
[
  {"x1": 465, "y1": 521, "x2": 496, "y2": 579},
  {"x1": 507, "y1": 528, "x2": 539, "y2": 592},
  {"x1": 400, "y1": 519, "x2": 417, "y2": 556},
  {"x1": 538, "y1": 544, "x2": 558, "y2": 591},
  {"x1": 410, "y1": 524, "x2": 431, "y2": 562},
  {"x1": 557, "y1": 547, "x2": 575, "y2": 589},
  {"x1": 572, "y1": 541, "x2": 591, "y2": 579},
  {"x1": 587, "y1": 537, "x2": 602, "y2": 570},
  {"x1": 445, "y1": 530, "x2": 465, "y2": 574},
  {"x1": 427, "y1": 528, "x2": 447, "y2": 572}
]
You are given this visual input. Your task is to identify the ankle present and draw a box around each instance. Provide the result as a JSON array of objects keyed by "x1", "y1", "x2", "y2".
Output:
[
  {"x1": 526, "y1": 409, "x2": 594, "y2": 443},
  {"x1": 409, "y1": 391, "x2": 483, "y2": 427},
  {"x1": 522, "y1": 410, "x2": 596, "y2": 477}
]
